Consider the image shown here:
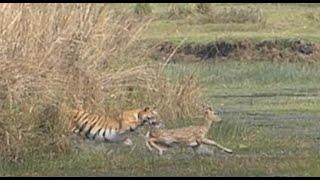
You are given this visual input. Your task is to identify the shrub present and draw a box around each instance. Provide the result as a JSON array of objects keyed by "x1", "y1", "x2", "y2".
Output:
[
  {"x1": 167, "y1": 4, "x2": 194, "y2": 19},
  {"x1": 0, "y1": 4, "x2": 203, "y2": 163},
  {"x1": 194, "y1": 3, "x2": 212, "y2": 14},
  {"x1": 133, "y1": 3, "x2": 152, "y2": 16}
]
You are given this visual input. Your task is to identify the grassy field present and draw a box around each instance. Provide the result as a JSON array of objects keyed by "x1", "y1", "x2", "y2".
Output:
[
  {"x1": 1, "y1": 62, "x2": 320, "y2": 176},
  {"x1": 140, "y1": 3, "x2": 320, "y2": 43},
  {"x1": 1, "y1": 3, "x2": 320, "y2": 177}
]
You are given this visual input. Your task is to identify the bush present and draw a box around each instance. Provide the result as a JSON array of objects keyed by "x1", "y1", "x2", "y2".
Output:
[
  {"x1": 0, "y1": 4, "x2": 203, "y2": 163},
  {"x1": 305, "y1": 11, "x2": 320, "y2": 22},
  {"x1": 194, "y1": 3, "x2": 212, "y2": 14},
  {"x1": 219, "y1": 6, "x2": 265, "y2": 24},
  {"x1": 167, "y1": 4, "x2": 194, "y2": 19},
  {"x1": 165, "y1": 5, "x2": 266, "y2": 25},
  {"x1": 133, "y1": 3, "x2": 152, "y2": 16}
]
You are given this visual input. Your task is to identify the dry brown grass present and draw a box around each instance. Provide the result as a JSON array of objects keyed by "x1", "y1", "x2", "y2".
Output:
[{"x1": 0, "y1": 3, "x2": 203, "y2": 163}]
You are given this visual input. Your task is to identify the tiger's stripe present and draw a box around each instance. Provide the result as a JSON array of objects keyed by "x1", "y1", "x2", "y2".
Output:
[{"x1": 60, "y1": 105, "x2": 159, "y2": 144}]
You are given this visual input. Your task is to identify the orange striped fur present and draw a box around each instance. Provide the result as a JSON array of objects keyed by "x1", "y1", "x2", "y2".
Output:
[{"x1": 61, "y1": 105, "x2": 159, "y2": 146}]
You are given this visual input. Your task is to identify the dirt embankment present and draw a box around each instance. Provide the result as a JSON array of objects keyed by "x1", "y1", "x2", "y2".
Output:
[{"x1": 153, "y1": 39, "x2": 320, "y2": 63}]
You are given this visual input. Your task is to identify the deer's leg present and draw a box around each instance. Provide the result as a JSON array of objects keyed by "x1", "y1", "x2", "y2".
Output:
[
  {"x1": 188, "y1": 141, "x2": 201, "y2": 152},
  {"x1": 202, "y1": 138, "x2": 233, "y2": 153},
  {"x1": 123, "y1": 138, "x2": 133, "y2": 146},
  {"x1": 148, "y1": 139, "x2": 166, "y2": 155},
  {"x1": 146, "y1": 140, "x2": 154, "y2": 151},
  {"x1": 107, "y1": 134, "x2": 133, "y2": 146},
  {"x1": 191, "y1": 145, "x2": 201, "y2": 155}
]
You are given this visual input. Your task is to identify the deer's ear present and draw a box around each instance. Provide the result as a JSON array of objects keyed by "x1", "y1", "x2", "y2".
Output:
[
  {"x1": 144, "y1": 107, "x2": 150, "y2": 112},
  {"x1": 208, "y1": 107, "x2": 213, "y2": 111}
]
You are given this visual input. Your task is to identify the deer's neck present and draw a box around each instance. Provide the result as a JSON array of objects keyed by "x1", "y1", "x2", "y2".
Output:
[{"x1": 201, "y1": 118, "x2": 213, "y2": 133}]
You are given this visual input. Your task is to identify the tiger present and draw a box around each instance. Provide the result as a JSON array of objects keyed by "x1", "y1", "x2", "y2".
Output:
[{"x1": 61, "y1": 105, "x2": 161, "y2": 146}]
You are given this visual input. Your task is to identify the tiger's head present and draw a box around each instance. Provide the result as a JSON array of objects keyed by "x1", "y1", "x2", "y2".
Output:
[{"x1": 138, "y1": 107, "x2": 163, "y2": 128}]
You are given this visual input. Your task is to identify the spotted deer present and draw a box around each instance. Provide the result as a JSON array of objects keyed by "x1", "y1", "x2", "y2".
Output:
[{"x1": 145, "y1": 106, "x2": 233, "y2": 155}]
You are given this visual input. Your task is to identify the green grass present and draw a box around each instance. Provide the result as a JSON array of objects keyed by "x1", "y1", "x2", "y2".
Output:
[
  {"x1": 105, "y1": 4, "x2": 320, "y2": 44},
  {"x1": 134, "y1": 3, "x2": 320, "y2": 43}
]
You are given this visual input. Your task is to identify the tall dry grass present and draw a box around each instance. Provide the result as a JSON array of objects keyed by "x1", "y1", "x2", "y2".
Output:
[{"x1": 0, "y1": 4, "x2": 203, "y2": 163}]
